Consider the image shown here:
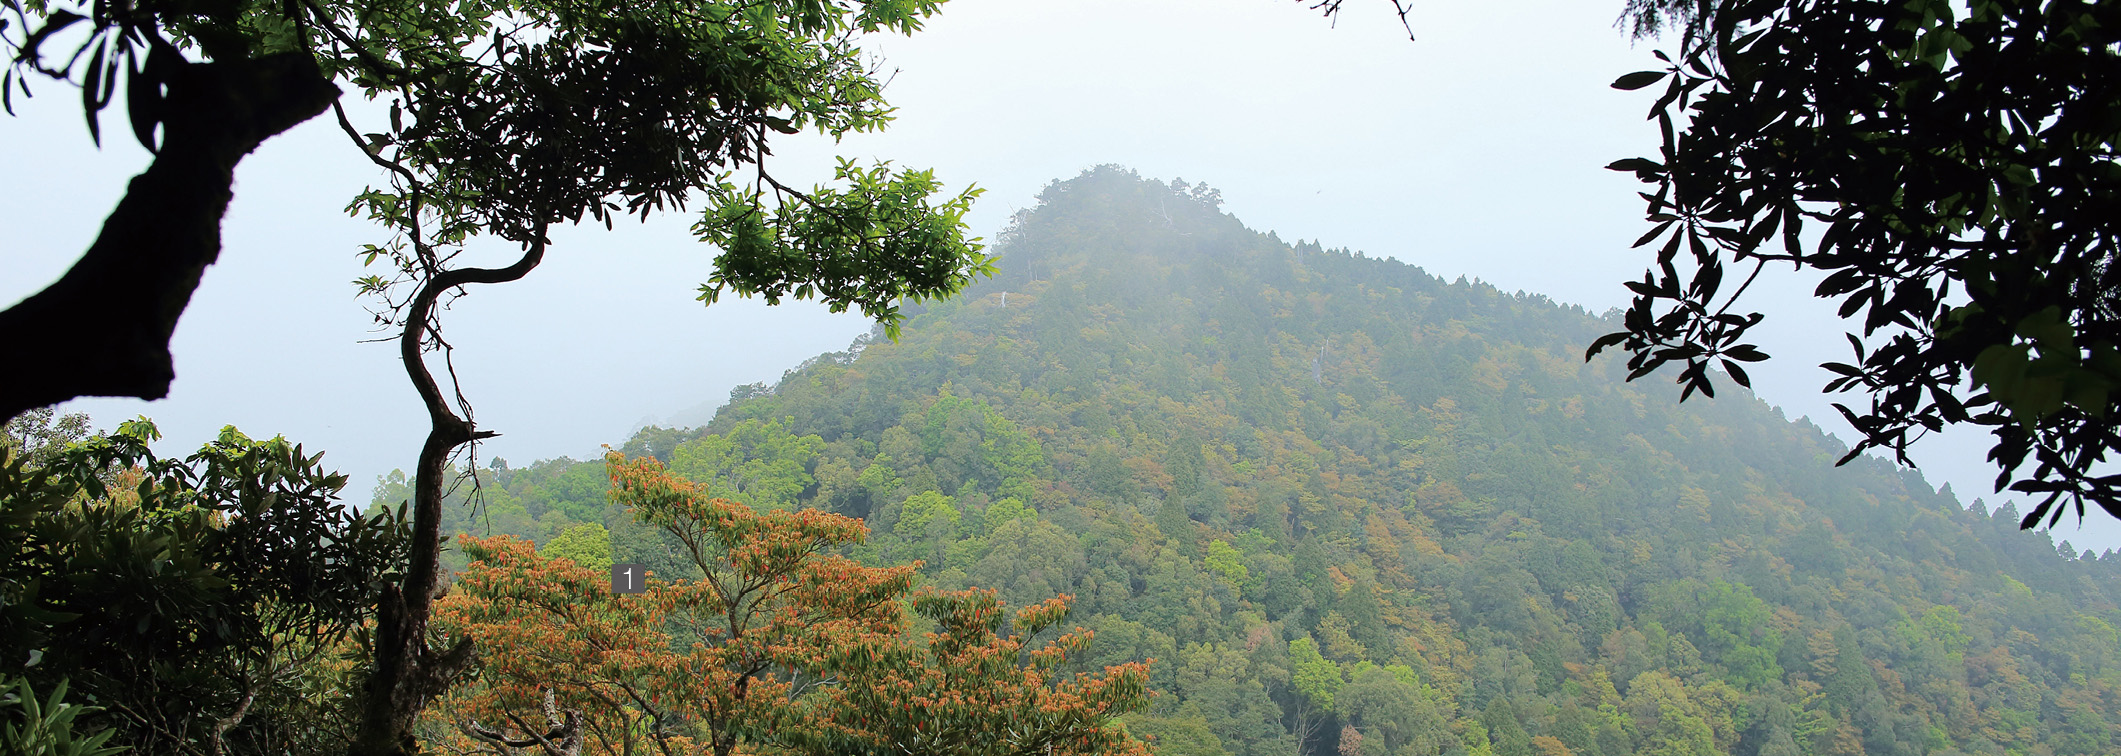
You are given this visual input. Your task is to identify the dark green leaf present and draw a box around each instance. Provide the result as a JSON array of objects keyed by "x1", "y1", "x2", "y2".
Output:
[
  {"x1": 1612, "y1": 71, "x2": 1668, "y2": 90},
  {"x1": 1607, "y1": 158, "x2": 1664, "y2": 173},
  {"x1": 1721, "y1": 358, "x2": 1751, "y2": 388}
]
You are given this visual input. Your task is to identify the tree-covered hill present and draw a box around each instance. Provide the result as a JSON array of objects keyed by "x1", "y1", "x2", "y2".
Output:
[{"x1": 383, "y1": 167, "x2": 2120, "y2": 756}]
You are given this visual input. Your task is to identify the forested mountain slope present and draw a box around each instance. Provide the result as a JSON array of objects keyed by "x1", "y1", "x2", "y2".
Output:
[{"x1": 382, "y1": 167, "x2": 2121, "y2": 756}]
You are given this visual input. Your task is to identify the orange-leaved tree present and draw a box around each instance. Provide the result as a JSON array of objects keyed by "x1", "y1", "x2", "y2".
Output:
[
  {"x1": 790, "y1": 587, "x2": 1153, "y2": 756},
  {"x1": 425, "y1": 534, "x2": 683, "y2": 755},
  {"x1": 424, "y1": 451, "x2": 1152, "y2": 756}
]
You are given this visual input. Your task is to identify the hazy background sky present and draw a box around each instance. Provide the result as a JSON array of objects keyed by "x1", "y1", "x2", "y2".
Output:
[{"x1": 6, "y1": 0, "x2": 2116, "y2": 552}]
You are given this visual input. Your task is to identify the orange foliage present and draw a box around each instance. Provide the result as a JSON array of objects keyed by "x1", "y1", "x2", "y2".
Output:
[
  {"x1": 794, "y1": 588, "x2": 1153, "y2": 756},
  {"x1": 424, "y1": 452, "x2": 1150, "y2": 756},
  {"x1": 1530, "y1": 735, "x2": 1574, "y2": 756}
]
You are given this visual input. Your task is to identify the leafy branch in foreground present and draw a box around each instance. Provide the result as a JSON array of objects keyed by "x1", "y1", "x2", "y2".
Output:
[
  {"x1": 1, "y1": 419, "x2": 409, "y2": 755},
  {"x1": 320, "y1": 1, "x2": 990, "y2": 750},
  {"x1": 1593, "y1": 0, "x2": 2121, "y2": 528}
]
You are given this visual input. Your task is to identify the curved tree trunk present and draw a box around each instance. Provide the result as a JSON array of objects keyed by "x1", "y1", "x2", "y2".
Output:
[
  {"x1": 0, "y1": 50, "x2": 339, "y2": 422},
  {"x1": 349, "y1": 236, "x2": 547, "y2": 756}
]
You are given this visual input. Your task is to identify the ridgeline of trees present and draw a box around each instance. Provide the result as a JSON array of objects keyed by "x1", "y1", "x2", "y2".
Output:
[
  {"x1": 406, "y1": 170, "x2": 2120, "y2": 756},
  {"x1": 10, "y1": 0, "x2": 2118, "y2": 751}
]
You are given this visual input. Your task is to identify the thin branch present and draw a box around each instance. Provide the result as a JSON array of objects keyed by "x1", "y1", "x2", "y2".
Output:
[
  {"x1": 1305, "y1": 0, "x2": 1416, "y2": 40},
  {"x1": 334, "y1": 99, "x2": 416, "y2": 182},
  {"x1": 1711, "y1": 258, "x2": 1767, "y2": 320},
  {"x1": 297, "y1": 0, "x2": 414, "y2": 85}
]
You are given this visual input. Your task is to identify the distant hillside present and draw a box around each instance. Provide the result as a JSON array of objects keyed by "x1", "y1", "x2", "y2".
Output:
[{"x1": 385, "y1": 167, "x2": 2120, "y2": 756}]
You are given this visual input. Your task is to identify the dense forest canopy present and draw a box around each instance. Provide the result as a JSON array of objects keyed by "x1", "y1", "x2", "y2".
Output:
[
  {"x1": 10, "y1": 0, "x2": 2117, "y2": 751},
  {"x1": 389, "y1": 168, "x2": 2121, "y2": 756}
]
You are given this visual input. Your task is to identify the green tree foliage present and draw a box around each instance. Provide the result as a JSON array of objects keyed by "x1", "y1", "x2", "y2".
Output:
[
  {"x1": 1288, "y1": 636, "x2": 1344, "y2": 749},
  {"x1": 5, "y1": 419, "x2": 410, "y2": 755},
  {"x1": 1158, "y1": 495, "x2": 1200, "y2": 558},
  {"x1": 387, "y1": 169, "x2": 2121, "y2": 756},
  {"x1": 799, "y1": 588, "x2": 1154, "y2": 756},
  {"x1": 1642, "y1": 580, "x2": 1784, "y2": 690},
  {"x1": 897, "y1": 490, "x2": 963, "y2": 539},
  {"x1": 537, "y1": 522, "x2": 613, "y2": 573},
  {"x1": 669, "y1": 418, "x2": 824, "y2": 510},
  {"x1": 1204, "y1": 539, "x2": 1249, "y2": 589},
  {"x1": 0, "y1": 0, "x2": 990, "y2": 417},
  {"x1": 11, "y1": 0, "x2": 992, "y2": 748},
  {"x1": 1336, "y1": 665, "x2": 1445, "y2": 756},
  {"x1": 0, "y1": 676, "x2": 125, "y2": 756},
  {"x1": 1595, "y1": 0, "x2": 2121, "y2": 528},
  {"x1": 1481, "y1": 698, "x2": 1532, "y2": 756},
  {"x1": 1126, "y1": 703, "x2": 1229, "y2": 756},
  {"x1": 987, "y1": 497, "x2": 1037, "y2": 533},
  {"x1": 430, "y1": 453, "x2": 1151, "y2": 756},
  {"x1": 618, "y1": 425, "x2": 695, "y2": 464},
  {"x1": 1171, "y1": 643, "x2": 1294, "y2": 756},
  {"x1": 918, "y1": 394, "x2": 1050, "y2": 500},
  {"x1": 1, "y1": 409, "x2": 91, "y2": 468},
  {"x1": 895, "y1": 489, "x2": 961, "y2": 567}
]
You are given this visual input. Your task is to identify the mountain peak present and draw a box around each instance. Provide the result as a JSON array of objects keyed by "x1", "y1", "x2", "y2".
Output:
[{"x1": 426, "y1": 168, "x2": 2121, "y2": 756}]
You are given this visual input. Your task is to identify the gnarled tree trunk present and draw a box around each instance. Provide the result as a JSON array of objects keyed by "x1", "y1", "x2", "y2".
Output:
[{"x1": 348, "y1": 237, "x2": 547, "y2": 756}]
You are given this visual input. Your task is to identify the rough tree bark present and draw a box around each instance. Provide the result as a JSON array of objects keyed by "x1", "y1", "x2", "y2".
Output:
[
  {"x1": 348, "y1": 235, "x2": 548, "y2": 756},
  {"x1": 0, "y1": 48, "x2": 339, "y2": 422}
]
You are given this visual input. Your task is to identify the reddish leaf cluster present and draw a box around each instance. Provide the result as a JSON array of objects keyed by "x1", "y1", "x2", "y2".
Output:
[
  {"x1": 792, "y1": 587, "x2": 1154, "y2": 756},
  {"x1": 424, "y1": 452, "x2": 1151, "y2": 756}
]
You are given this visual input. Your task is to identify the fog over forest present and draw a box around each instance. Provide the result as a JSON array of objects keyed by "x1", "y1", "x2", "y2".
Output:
[
  {"x1": 5, "y1": 0, "x2": 2119, "y2": 754},
  {"x1": 10, "y1": 0, "x2": 2109, "y2": 549}
]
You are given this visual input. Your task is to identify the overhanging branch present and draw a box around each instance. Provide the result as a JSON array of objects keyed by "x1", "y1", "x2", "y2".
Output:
[{"x1": 0, "y1": 50, "x2": 339, "y2": 422}]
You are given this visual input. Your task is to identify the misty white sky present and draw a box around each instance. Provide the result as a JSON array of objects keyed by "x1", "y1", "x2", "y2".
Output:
[{"x1": 5, "y1": 0, "x2": 2116, "y2": 552}]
